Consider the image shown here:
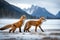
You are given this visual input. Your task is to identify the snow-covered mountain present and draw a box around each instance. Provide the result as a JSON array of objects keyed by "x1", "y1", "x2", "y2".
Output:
[
  {"x1": 56, "y1": 11, "x2": 60, "y2": 19},
  {"x1": 24, "y1": 5, "x2": 57, "y2": 19},
  {"x1": 0, "y1": 0, "x2": 34, "y2": 19},
  {"x1": 0, "y1": 0, "x2": 60, "y2": 19},
  {"x1": 24, "y1": 5, "x2": 37, "y2": 15}
]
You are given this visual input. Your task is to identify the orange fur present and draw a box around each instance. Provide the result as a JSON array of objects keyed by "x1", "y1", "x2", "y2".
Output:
[
  {"x1": 24, "y1": 17, "x2": 46, "y2": 32},
  {"x1": 0, "y1": 15, "x2": 26, "y2": 33}
]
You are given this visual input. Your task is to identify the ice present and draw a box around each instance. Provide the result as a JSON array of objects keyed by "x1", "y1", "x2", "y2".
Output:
[{"x1": 0, "y1": 19, "x2": 60, "y2": 40}]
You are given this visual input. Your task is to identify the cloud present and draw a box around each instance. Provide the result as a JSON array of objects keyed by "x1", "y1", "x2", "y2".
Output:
[{"x1": 10, "y1": 3, "x2": 31, "y2": 9}]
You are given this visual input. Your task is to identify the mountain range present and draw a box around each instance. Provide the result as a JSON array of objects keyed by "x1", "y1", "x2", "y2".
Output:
[
  {"x1": 56, "y1": 11, "x2": 60, "y2": 19},
  {"x1": 0, "y1": 0, "x2": 35, "y2": 19},
  {"x1": 0, "y1": 0, "x2": 60, "y2": 19},
  {"x1": 24, "y1": 5, "x2": 60, "y2": 19}
]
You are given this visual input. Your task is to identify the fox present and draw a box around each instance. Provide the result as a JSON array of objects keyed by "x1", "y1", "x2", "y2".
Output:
[
  {"x1": 24, "y1": 17, "x2": 46, "y2": 32},
  {"x1": 0, "y1": 15, "x2": 26, "y2": 33}
]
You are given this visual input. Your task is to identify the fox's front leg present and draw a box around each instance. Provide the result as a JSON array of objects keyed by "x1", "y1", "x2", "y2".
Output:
[
  {"x1": 19, "y1": 27, "x2": 21, "y2": 32},
  {"x1": 39, "y1": 26, "x2": 44, "y2": 32},
  {"x1": 35, "y1": 26, "x2": 37, "y2": 32}
]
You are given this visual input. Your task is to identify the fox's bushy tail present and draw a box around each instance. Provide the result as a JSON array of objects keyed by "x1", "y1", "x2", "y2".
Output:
[{"x1": 0, "y1": 24, "x2": 12, "y2": 30}]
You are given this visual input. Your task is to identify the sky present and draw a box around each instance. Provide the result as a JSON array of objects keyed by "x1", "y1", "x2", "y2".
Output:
[{"x1": 5, "y1": 0, "x2": 60, "y2": 15}]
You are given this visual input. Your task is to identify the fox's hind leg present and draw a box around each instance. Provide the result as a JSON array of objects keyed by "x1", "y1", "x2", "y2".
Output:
[
  {"x1": 9, "y1": 29, "x2": 13, "y2": 33},
  {"x1": 12, "y1": 27, "x2": 16, "y2": 33},
  {"x1": 26, "y1": 25, "x2": 31, "y2": 32},
  {"x1": 27, "y1": 29, "x2": 30, "y2": 32},
  {"x1": 9, "y1": 26, "x2": 16, "y2": 33},
  {"x1": 24, "y1": 23, "x2": 27, "y2": 32}
]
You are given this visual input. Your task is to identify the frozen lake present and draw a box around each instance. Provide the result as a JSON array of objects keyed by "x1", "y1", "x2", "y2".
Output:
[
  {"x1": 0, "y1": 19, "x2": 60, "y2": 40},
  {"x1": 0, "y1": 19, "x2": 60, "y2": 29}
]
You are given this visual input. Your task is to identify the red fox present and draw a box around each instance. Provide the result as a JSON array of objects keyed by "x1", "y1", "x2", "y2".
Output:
[
  {"x1": 0, "y1": 15, "x2": 26, "y2": 33},
  {"x1": 24, "y1": 17, "x2": 46, "y2": 32}
]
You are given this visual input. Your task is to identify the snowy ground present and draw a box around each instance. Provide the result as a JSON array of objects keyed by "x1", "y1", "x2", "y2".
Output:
[
  {"x1": 0, "y1": 31, "x2": 60, "y2": 40},
  {"x1": 0, "y1": 19, "x2": 60, "y2": 40}
]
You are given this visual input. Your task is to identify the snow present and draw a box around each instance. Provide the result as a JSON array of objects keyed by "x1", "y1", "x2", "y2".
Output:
[{"x1": 0, "y1": 19, "x2": 60, "y2": 40}]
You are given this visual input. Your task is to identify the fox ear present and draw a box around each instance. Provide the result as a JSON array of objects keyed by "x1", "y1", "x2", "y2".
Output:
[
  {"x1": 39, "y1": 16, "x2": 44, "y2": 19},
  {"x1": 40, "y1": 16, "x2": 45, "y2": 19},
  {"x1": 20, "y1": 15, "x2": 26, "y2": 19},
  {"x1": 40, "y1": 16, "x2": 44, "y2": 18},
  {"x1": 22, "y1": 15, "x2": 26, "y2": 17}
]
